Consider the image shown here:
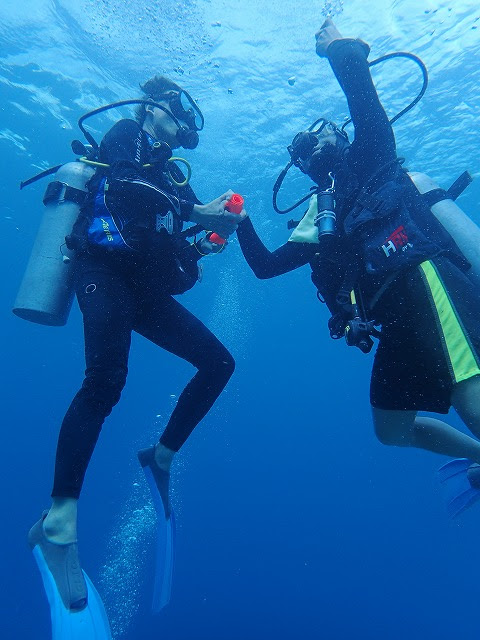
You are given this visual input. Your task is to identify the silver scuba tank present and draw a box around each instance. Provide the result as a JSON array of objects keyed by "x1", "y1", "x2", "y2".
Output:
[
  {"x1": 409, "y1": 171, "x2": 480, "y2": 288},
  {"x1": 13, "y1": 161, "x2": 95, "y2": 326}
]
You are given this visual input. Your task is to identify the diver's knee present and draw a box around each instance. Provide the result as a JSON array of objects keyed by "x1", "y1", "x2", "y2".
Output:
[
  {"x1": 82, "y1": 366, "x2": 128, "y2": 408},
  {"x1": 225, "y1": 352, "x2": 235, "y2": 376},
  {"x1": 372, "y1": 408, "x2": 416, "y2": 447},
  {"x1": 373, "y1": 419, "x2": 410, "y2": 447},
  {"x1": 452, "y1": 376, "x2": 480, "y2": 428},
  {"x1": 374, "y1": 423, "x2": 401, "y2": 446},
  {"x1": 204, "y1": 343, "x2": 235, "y2": 376},
  {"x1": 217, "y1": 351, "x2": 235, "y2": 381}
]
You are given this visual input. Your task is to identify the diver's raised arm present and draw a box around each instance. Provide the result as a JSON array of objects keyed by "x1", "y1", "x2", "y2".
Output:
[
  {"x1": 314, "y1": 18, "x2": 343, "y2": 57},
  {"x1": 315, "y1": 19, "x2": 395, "y2": 163}
]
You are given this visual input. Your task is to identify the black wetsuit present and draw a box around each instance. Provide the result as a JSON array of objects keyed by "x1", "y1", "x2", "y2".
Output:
[
  {"x1": 237, "y1": 39, "x2": 480, "y2": 413},
  {"x1": 53, "y1": 119, "x2": 235, "y2": 499}
]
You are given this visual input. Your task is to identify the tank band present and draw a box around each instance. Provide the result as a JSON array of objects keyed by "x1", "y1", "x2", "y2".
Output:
[
  {"x1": 422, "y1": 188, "x2": 448, "y2": 208},
  {"x1": 43, "y1": 181, "x2": 87, "y2": 206}
]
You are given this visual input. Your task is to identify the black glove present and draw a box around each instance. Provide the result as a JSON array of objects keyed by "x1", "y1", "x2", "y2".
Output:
[{"x1": 328, "y1": 312, "x2": 348, "y2": 340}]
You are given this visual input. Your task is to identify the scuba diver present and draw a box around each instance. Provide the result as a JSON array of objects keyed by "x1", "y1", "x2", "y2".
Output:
[
  {"x1": 237, "y1": 19, "x2": 480, "y2": 519},
  {"x1": 27, "y1": 74, "x2": 244, "y2": 629}
]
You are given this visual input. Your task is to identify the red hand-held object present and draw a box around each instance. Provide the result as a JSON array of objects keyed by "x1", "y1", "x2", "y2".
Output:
[{"x1": 209, "y1": 194, "x2": 244, "y2": 245}]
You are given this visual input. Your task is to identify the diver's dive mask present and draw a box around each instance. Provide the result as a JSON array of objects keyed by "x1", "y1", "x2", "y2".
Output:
[
  {"x1": 160, "y1": 89, "x2": 204, "y2": 132},
  {"x1": 287, "y1": 118, "x2": 348, "y2": 175},
  {"x1": 273, "y1": 118, "x2": 349, "y2": 214},
  {"x1": 288, "y1": 131, "x2": 320, "y2": 170},
  {"x1": 150, "y1": 89, "x2": 204, "y2": 149}
]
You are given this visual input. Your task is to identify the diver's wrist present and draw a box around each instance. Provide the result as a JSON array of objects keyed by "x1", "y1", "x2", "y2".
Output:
[
  {"x1": 180, "y1": 199, "x2": 195, "y2": 221},
  {"x1": 190, "y1": 204, "x2": 203, "y2": 223},
  {"x1": 327, "y1": 38, "x2": 370, "y2": 58}
]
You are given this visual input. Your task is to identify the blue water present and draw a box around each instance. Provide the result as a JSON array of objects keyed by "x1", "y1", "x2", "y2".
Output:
[{"x1": 2, "y1": 1, "x2": 480, "y2": 638}]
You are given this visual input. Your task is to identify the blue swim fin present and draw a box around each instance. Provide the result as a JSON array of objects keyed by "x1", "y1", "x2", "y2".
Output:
[
  {"x1": 151, "y1": 509, "x2": 176, "y2": 614},
  {"x1": 31, "y1": 544, "x2": 112, "y2": 639},
  {"x1": 138, "y1": 446, "x2": 176, "y2": 613},
  {"x1": 438, "y1": 458, "x2": 480, "y2": 518}
]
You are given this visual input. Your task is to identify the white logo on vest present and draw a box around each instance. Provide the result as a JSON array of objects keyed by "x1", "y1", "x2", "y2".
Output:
[{"x1": 156, "y1": 212, "x2": 174, "y2": 234}]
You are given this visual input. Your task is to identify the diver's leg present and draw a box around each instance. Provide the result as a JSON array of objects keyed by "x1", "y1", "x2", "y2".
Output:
[
  {"x1": 44, "y1": 260, "x2": 135, "y2": 543},
  {"x1": 135, "y1": 294, "x2": 235, "y2": 461},
  {"x1": 451, "y1": 375, "x2": 480, "y2": 483},
  {"x1": 372, "y1": 407, "x2": 480, "y2": 463},
  {"x1": 372, "y1": 408, "x2": 417, "y2": 447},
  {"x1": 451, "y1": 375, "x2": 480, "y2": 438},
  {"x1": 135, "y1": 294, "x2": 234, "y2": 521}
]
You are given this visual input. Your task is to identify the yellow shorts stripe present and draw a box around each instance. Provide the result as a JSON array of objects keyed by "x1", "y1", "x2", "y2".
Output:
[{"x1": 419, "y1": 260, "x2": 480, "y2": 383}]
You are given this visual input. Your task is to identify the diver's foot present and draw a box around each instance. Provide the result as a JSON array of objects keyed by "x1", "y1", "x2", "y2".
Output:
[
  {"x1": 138, "y1": 445, "x2": 173, "y2": 518},
  {"x1": 467, "y1": 463, "x2": 480, "y2": 489},
  {"x1": 43, "y1": 499, "x2": 78, "y2": 544},
  {"x1": 438, "y1": 458, "x2": 480, "y2": 518},
  {"x1": 28, "y1": 513, "x2": 88, "y2": 610},
  {"x1": 154, "y1": 442, "x2": 175, "y2": 472}
]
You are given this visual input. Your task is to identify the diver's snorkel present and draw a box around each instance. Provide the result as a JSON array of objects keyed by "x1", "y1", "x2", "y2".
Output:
[{"x1": 273, "y1": 51, "x2": 429, "y2": 215}]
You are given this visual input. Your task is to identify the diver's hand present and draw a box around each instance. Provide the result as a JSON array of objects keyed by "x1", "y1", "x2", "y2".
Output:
[
  {"x1": 190, "y1": 190, "x2": 245, "y2": 236},
  {"x1": 199, "y1": 234, "x2": 225, "y2": 254},
  {"x1": 315, "y1": 18, "x2": 343, "y2": 57}
]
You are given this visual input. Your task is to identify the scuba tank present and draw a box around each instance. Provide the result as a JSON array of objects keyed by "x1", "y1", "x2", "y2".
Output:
[
  {"x1": 408, "y1": 171, "x2": 480, "y2": 288},
  {"x1": 13, "y1": 162, "x2": 95, "y2": 326}
]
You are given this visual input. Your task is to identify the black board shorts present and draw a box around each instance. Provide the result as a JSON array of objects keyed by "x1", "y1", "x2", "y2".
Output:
[{"x1": 370, "y1": 257, "x2": 480, "y2": 413}]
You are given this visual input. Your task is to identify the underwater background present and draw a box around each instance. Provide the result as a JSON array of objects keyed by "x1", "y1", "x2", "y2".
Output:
[{"x1": 1, "y1": 0, "x2": 480, "y2": 638}]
